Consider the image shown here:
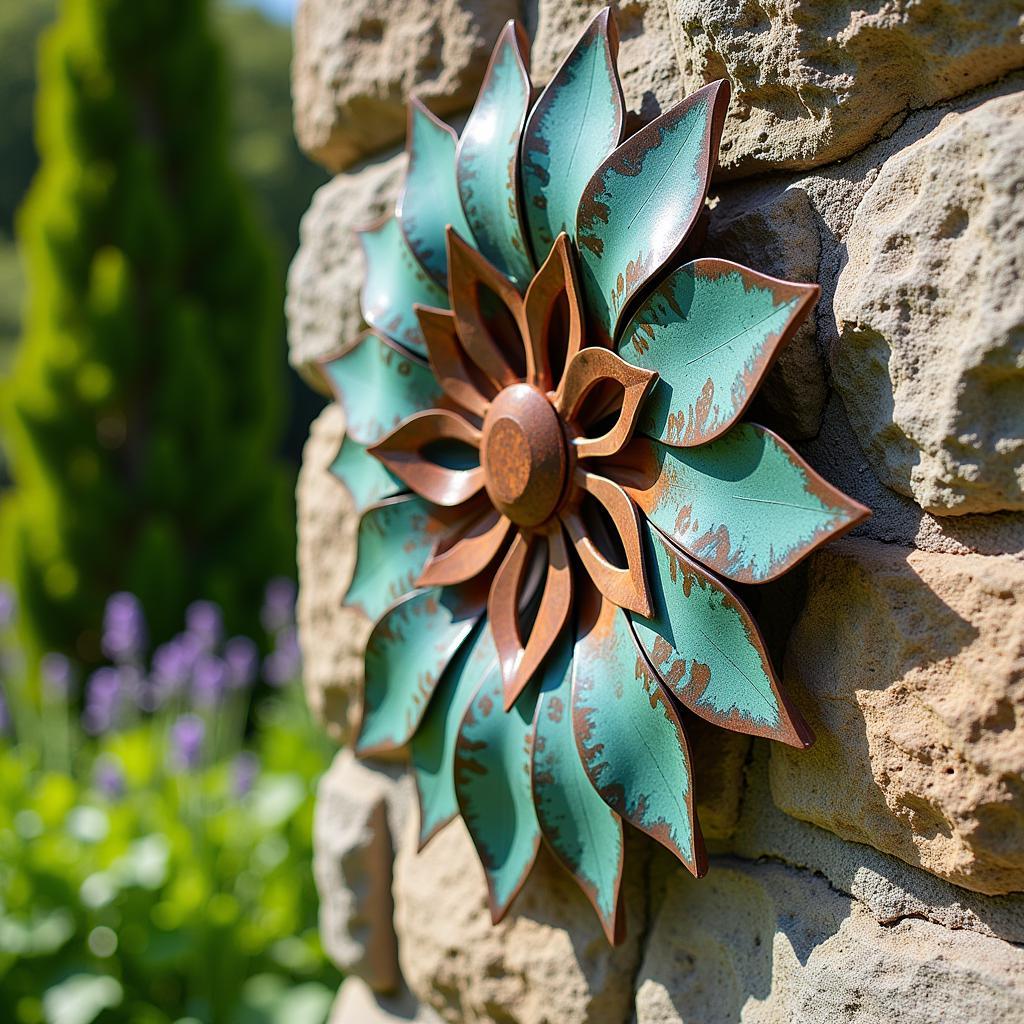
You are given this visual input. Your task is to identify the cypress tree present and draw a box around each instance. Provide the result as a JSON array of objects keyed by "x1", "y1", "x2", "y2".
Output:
[{"x1": 3, "y1": 0, "x2": 294, "y2": 663}]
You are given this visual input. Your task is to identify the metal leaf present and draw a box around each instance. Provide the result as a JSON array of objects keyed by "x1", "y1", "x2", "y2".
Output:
[
  {"x1": 617, "y1": 259, "x2": 819, "y2": 447},
  {"x1": 356, "y1": 584, "x2": 484, "y2": 757},
  {"x1": 572, "y1": 593, "x2": 706, "y2": 876},
  {"x1": 412, "y1": 619, "x2": 498, "y2": 848},
  {"x1": 319, "y1": 332, "x2": 443, "y2": 446},
  {"x1": 455, "y1": 665, "x2": 541, "y2": 923},
  {"x1": 630, "y1": 521, "x2": 813, "y2": 747},
  {"x1": 328, "y1": 435, "x2": 403, "y2": 514},
  {"x1": 398, "y1": 98, "x2": 476, "y2": 287},
  {"x1": 358, "y1": 215, "x2": 449, "y2": 357},
  {"x1": 521, "y1": 7, "x2": 624, "y2": 262},
  {"x1": 575, "y1": 81, "x2": 730, "y2": 342},
  {"x1": 455, "y1": 20, "x2": 535, "y2": 290},
  {"x1": 611, "y1": 423, "x2": 870, "y2": 584},
  {"x1": 531, "y1": 630, "x2": 624, "y2": 944}
]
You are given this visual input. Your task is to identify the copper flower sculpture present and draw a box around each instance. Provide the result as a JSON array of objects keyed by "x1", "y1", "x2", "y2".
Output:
[{"x1": 319, "y1": 10, "x2": 868, "y2": 943}]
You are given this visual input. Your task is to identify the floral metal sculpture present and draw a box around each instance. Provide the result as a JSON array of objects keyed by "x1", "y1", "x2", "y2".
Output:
[{"x1": 318, "y1": 9, "x2": 869, "y2": 943}]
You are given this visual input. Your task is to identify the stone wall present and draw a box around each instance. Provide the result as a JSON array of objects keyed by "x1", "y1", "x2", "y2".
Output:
[{"x1": 286, "y1": 2, "x2": 1024, "y2": 1021}]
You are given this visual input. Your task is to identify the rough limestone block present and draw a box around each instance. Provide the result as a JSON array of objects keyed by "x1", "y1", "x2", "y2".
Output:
[
  {"x1": 635, "y1": 855, "x2": 1024, "y2": 1023},
  {"x1": 296, "y1": 405, "x2": 367, "y2": 742},
  {"x1": 832, "y1": 90, "x2": 1024, "y2": 515},
  {"x1": 668, "y1": 0, "x2": 1024, "y2": 177},
  {"x1": 293, "y1": 0, "x2": 517, "y2": 171},
  {"x1": 286, "y1": 151, "x2": 406, "y2": 391},
  {"x1": 770, "y1": 537, "x2": 1024, "y2": 895},
  {"x1": 330, "y1": 976, "x2": 442, "y2": 1024},
  {"x1": 393, "y1": 813, "x2": 646, "y2": 1024}
]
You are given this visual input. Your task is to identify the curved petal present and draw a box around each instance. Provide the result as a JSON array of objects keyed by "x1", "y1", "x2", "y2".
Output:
[
  {"x1": 455, "y1": 663, "x2": 541, "y2": 923},
  {"x1": 617, "y1": 259, "x2": 820, "y2": 447},
  {"x1": 455, "y1": 20, "x2": 535, "y2": 289},
  {"x1": 357, "y1": 216, "x2": 449, "y2": 356},
  {"x1": 416, "y1": 304, "x2": 493, "y2": 419},
  {"x1": 561, "y1": 469, "x2": 650, "y2": 617},
  {"x1": 553, "y1": 346, "x2": 657, "y2": 459},
  {"x1": 488, "y1": 527, "x2": 573, "y2": 711},
  {"x1": 346, "y1": 495, "x2": 450, "y2": 622},
  {"x1": 368, "y1": 409, "x2": 484, "y2": 507},
  {"x1": 631, "y1": 521, "x2": 813, "y2": 747},
  {"x1": 575, "y1": 80, "x2": 731, "y2": 343},
  {"x1": 412, "y1": 619, "x2": 499, "y2": 848},
  {"x1": 609, "y1": 424, "x2": 870, "y2": 584},
  {"x1": 531, "y1": 629, "x2": 624, "y2": 944},
  {"x1": 523, "y1": 234, "x2": 584, "y2": 392},
  {"x1": 319, "y1": 332, "x2": 443, "y2": 445},
  {"x1": 329, "y1": 435, "x2": 402, "y2": 514},
  {"x1": 356, "y1": 582, "x2": 485, "y2": 757},
  {"x1": 572, "y1": 592, "x2": 706, "y2": 876},
  {"x1": 398, "y1": 97, "x2": 476, "y2": 286},
  {"x1": 521, "y1": 8, "x2": 625, "y2": 263},
  {"x1": 417, "y1": 506, "x2": 512, "y2": 587}
]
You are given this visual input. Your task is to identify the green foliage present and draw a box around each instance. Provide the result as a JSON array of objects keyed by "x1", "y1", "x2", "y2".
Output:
[{"x1": 3, "y1": 0, "x2": 295, "y2": 663}]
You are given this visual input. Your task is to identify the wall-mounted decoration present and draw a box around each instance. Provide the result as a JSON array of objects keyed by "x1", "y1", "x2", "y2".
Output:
[{"x1": 318, "y1": 8, "x2": 869, "y2": 943}]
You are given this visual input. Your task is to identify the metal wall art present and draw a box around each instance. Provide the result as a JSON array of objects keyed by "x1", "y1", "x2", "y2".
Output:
[{"x1": 318, "y1": 9, "x2": 869, "y2": 943}]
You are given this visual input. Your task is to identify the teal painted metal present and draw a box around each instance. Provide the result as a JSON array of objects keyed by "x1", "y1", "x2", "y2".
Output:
[
  {"x1": 398, "y1": 99, "x2": 476, "y2": 286},
  {"x1": 328, "y1": 435, "x2": 402, "y2": 514},
  {"x1": 455, "y1": 21, "x2": 535, "y2": 290},
  {"x1": 345, "y1": 495, "x2": 443, "y2": 622},
  {"x1": 617, "y1": 259, "x2": 819, "y2": 447},
  {"x1": 630, "y1": 521, "x2": 812, "y2": 747},
  {"x1": 615, "y1": 423, "x2": 869, "y2": 584},
  {"x1": 531, "y1": 630, "x2": 623, "y2": 943},
  {"x1": 357, "y1": 216, "x2": 449, "y2": 357},
  {"x1": 320, "y1": 332, "x2": 443, "y2": 445},
  {"x1": 412, "y1": 620, "x2": 498, "y2": 848},
  {"x1": 357, "y1": 585, "x2": 483, "y2": 757},
  {"x1": 521, "y1": 8, "x2": 623, "y2": 264},
  {"x1": 576, "y1": 81, "x2": 729, "y2": 342},
  {"x1": 572, "y1": 595, "x2": 705, "y2": 876},
  {"x1": 455, "y1": 666, "x2": 541, "y2": 922}
]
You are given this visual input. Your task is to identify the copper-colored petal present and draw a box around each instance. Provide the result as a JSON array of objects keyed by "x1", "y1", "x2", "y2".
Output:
[
  {"x1": 368, "y1": 409, "x2": 484, "y2": 507},
  {"x1": 562, "y1": 469, "x2": 651, "y2": 617},
  {"x1": 553, "y1": 346, "x2": 658, "y2": 459},
  {"x1": 488, "y1": 526, "x2": 573, "y2": 711},
  {"x1": 446, "y1": 227, "x2": 528, "y2": 388},
  {"x1": 417, "y1": 506, "x2": 512, "y2": 587},
  {"x1": 522, "y1": 233, "x2": 584, "y2": 392},
  {"x1": 415, "y1": 304, "x2": 493, "y2": 419}
]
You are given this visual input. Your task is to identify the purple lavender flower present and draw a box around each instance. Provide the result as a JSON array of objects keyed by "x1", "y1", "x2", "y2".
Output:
[
  {"x1": 191, "y1": 654, "x2": 228, "y2": 708},
  {"x1": 40, "y1": 653, "x2": 74, "y2": 701},
  {"x1": 0, "y1": 688, "x2": 11, "y2": 737},
  {"x1": 82, "y1": 667, "x2": 125, "y2": 734},
  {"x1": 261, "y1": 577, "x2": 296, "y2": 634},
  {"x1": 232, "y1": 751, "x2": 260, "y2": 798},
  {"x1": 94, "y1": 756, "x2": 125, "y2": 800},
  {"x1": 101, "y1": 592, "x2": 147, "y2": 663},
  {"x1": 223, "y1": 636, "x2": 258, "y2": 690},
  {"x1": 169, "y1": 714, "x2": 205, "y2": 772},
  {"x1": 263, "y1": 625, "x2": 302, "y2": 687},
  {"x1": 0, "y1": 584, "x2": 16, "y2": 630},
  {"x1": 185, "y1": 600, "x2": 222, "y2": 653},
  {"x1": 150, "y1": 632, "x2": 203, "y2": 707}
]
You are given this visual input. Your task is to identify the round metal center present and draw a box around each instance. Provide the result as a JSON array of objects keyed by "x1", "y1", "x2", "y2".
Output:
[{"x1": 481, "y1": 384, "x2": 567, "y2": 527}]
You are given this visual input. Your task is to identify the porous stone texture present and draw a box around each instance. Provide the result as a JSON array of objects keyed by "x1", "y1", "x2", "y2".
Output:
[
  {"x1": 330, "y1": 977, "x2": 442, "y2": 1024},
  {"x1": 293, "y1": 0, "x2": 517, "y2": 171},
  {"x1": 668, "y1": 0, "x2": 1024, "y2": 177}
]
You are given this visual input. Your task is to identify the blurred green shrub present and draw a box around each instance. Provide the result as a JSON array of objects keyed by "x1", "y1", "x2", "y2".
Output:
[{"x1": 2, "y1": 0, "x2": 295, "y2": 665}]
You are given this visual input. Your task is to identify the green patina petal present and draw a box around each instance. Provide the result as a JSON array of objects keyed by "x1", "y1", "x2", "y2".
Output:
[
  {"x1": 456, "y1": 22, "x2": 534, "y2": 289},
  {"x1": 521, "y1": 9, "x2": 623, "y2": 262},
  {"x1": 320, "y1": 333, "x2": 443, "y2": 446},
  {"x1": 630, "y1": 521, "x2": 810, "y2": 746},
  {"x1": 572, "y1": 598, "x2": 703, "y2": 875},
  {"x1": 358, "y1": 216, "x2": 449, "y2": 356},
  {"x1": 357, "y1": 586, "x2": 482, "y2": 757},
  {"x1": 455, "y1": 665, "x2": 541, "y2": 921},
  {"x1": 398, "y1": 100, "x2": 476, "y2": 286},
  {"x1": 575, "y1": 81, "x2": 728, "y2": 342},
  {"x1": 328, "y1": 435, "x2": 402, "y2": 514},
  {"x1": 618, "y1": 259, "x2": 816, "y2": 447},
  {"x1": 532, "y1": 630, "x2": 623, "y2": 941},
  {"x1": 412, "y1": 620, "x2": 498, "y2": 848}
]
